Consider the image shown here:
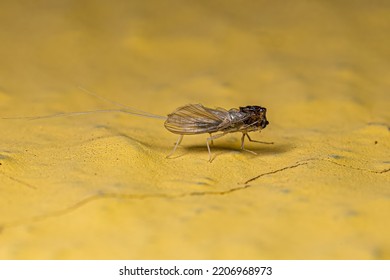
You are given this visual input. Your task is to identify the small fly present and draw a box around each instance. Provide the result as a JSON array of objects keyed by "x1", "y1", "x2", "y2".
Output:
[
  {"x1": 4, "y1": 88, "x2": 273, "y2": 162},
  {"x1": 164, "y1": 104, "x2": 272, "y2": 161}
]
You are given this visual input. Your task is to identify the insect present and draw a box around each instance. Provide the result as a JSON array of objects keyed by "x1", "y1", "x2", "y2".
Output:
[
  {"x1": 164, "y1": 104, "x2": 272, "y2": 161},
  {"x1": 4, "y1": 88, "x2": 273, "y2": 162}
]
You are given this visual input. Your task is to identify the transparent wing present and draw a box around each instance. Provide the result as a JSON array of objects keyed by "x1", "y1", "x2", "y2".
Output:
[{"x1": 164, "y1": 104, "x2": 230, "y2": 135}]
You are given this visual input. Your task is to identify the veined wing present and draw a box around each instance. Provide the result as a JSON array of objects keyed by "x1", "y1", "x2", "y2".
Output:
[{"x1": 164, "y1": 104, "x2": 230, "y2": 135}]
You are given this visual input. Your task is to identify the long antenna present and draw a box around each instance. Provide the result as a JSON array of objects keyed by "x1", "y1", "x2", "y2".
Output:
[
  {"x1": 77, "y1": 86, "x2": 166, "y2": 120},
  {"x1": 2, "y1": 87, "x2": 167, "y2": 120},
  {"x1": 2, "y1": 109, "x2": 166, "y2": 120}
]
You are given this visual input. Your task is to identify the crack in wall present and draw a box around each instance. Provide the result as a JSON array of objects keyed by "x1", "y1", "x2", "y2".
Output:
[
  {"x1": 297, "y1": 157, "x2": 390, "y2": 174},
  {"x1": 324, "y1": 159, "x2": 390, "y2": 174},
  {"x1": 243, "y1": 162, "x2": 309, "y2": 184},
  {"x1": 1, "y1": 155, "x2": 388, "y2": 231},
  {"x1": 1, "y1": 188, "x2": 250, "y2": 230},
  {"x1": 367, "y1": 122, "x2": 390, "y2": 131},
  {"x1": 1, "y1": 161, "x2": 310, "y2": 230},
  {"x1": 0, "y1": 171, "x2": 37, "y2": 190}
]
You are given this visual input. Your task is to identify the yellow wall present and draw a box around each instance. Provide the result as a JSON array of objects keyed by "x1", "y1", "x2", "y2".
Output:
[{"x1": 0, "y1": 0, "x2": 389, "y2": 259}]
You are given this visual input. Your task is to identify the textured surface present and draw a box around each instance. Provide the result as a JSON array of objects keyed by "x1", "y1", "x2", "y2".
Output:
[{"x1": 0, "y1": 0, "x2": 389, "y2": 259}]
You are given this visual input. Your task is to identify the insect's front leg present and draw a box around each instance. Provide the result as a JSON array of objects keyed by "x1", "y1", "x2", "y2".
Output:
[
  {"x1": 240, "y1": 132, "x2": 274, "y2": 155},
  {"x1": 206, "y1": 133, "x2": 226, "y2": 162},
  {"x1": 240, "y1": 133, "x2": 257, "y2": 155},
  {"x1": 246, "y1": 133, "x2": 274, "y2": 145}
]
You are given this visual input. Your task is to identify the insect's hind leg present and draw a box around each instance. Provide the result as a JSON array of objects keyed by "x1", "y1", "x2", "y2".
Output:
[
  {"x1": 166, "y1": 135, "x2": 184, "y2": 158},
  {"x1": 206, "y1": 133, "x2": 226, "y2": 162}
]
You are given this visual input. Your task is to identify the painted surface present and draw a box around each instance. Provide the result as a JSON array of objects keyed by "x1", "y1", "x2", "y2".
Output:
[{"x1": 0, "y1": 1, "x2": 389, "y2": 259}]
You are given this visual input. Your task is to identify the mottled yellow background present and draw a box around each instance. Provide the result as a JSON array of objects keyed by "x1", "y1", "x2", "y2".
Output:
[{"x1": 0, "y1": 0, "x2": 389, "y2": 259}]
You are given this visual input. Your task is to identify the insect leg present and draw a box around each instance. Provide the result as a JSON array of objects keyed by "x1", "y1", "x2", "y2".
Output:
[
  {"x1": 246, "y1": 133, "x2": 274, "y2": 145},
  {"x1": 240, "y1": 133, "x2": 258, "y2": 155},
  {"x1": 206, "y1": 133, "x2": 226, "y2": 162},
  {"x1": 166, "y1": 135, "x2": 184, "y2": 158},
  {"x1": 209, "y1": 133, "x2": 214, "y2": 145},
  {"x1": 240, "y1": 132, "x2": 274, "y2": 155}
]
